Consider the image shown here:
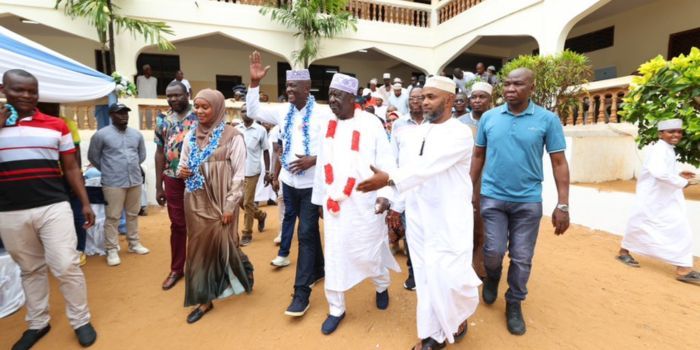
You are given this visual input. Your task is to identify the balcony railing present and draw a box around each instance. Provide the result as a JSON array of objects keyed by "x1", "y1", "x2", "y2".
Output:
[
  {"x1": 559, "y1": 76, "x2": 633, "y2": 126},
  {"x1": 437, "y1": 0, "x2": 484, "y2": 24},
  {"x1": 347, "y1": 0, "x2": 431, "y2": 28}
]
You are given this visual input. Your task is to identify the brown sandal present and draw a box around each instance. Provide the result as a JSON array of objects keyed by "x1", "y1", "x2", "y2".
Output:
[{"x1": 454, "y1": 319, "x2": 468, "y2": 342}]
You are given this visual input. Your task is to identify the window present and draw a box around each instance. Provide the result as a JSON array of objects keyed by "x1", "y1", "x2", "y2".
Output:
[
  {"x1": 216, "y1": 75, "x2": 243, "y2": 99},
  {"x1": 565, "y1": 26, "x2": 615, "y2": 54},
  {"x1": 277, "y1": 62, "x2": 340, "y2": 101},
  {"x1": 668, "y1": 27, "x2": 700, "y2": 59},
  {"x1": 135, "y1": 54, "x2": 181, "y2": 96}
]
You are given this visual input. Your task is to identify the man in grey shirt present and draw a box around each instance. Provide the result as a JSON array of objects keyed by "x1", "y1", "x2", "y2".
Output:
[
  {"x1": 236, "y1": 103, "x2": 270, "y2": 246},
  {"x1": 88, "y1": 103, "x2": 150, "y2": 266}
]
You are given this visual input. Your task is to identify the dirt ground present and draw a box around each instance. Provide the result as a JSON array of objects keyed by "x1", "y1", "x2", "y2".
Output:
[{"x1": 2, "y1": 201, "x2": 699, "y2": 350}]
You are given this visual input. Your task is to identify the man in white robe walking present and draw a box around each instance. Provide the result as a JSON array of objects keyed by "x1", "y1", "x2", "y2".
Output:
[
  {"x1": 617, "y1": 118, "x2": 699, "y2": 283},
  {"x1": 359, "y1": 76, "x2": 481, "y2": 349},
  {"x1": 312, "y1": 73, "x2": 401, "y2": 335}
]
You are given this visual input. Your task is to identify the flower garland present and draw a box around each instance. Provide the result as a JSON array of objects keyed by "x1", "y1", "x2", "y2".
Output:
[
  {"x1": 184, "y1": 122, "x2": 225, "y2": 192},
  {"x1": 281, "y1": 95, "x2": 315, "y2": 175},
  {"x1": 323, "y1": 118, "x2": 361, "y2": 215},
  {"x1": 3, "y1": 104, "x2": 19, "y2": 127}
]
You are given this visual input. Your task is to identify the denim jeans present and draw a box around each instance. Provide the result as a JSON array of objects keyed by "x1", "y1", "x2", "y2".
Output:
[
  {"x1": 480, "y1": 196, "x2": 542, "y2": 302},
  {"x1": 281, "y1": 183, "x2": 324, "y2": 299}
]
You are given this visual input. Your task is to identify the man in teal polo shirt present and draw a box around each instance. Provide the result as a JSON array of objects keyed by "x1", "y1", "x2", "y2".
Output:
[{"x1": 470, "y1": 68, "x2": 570, "y2": 336}]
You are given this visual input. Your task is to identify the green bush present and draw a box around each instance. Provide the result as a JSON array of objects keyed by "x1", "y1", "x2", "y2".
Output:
[
  {"x1": 620, "y1": 47, "x2": 700, "y2": 167},
  {"x1": 497, "y1": 50, "x2": 592, "y2": 118}
]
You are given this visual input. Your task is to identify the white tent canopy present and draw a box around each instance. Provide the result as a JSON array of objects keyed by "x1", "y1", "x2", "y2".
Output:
[{"x1": 0, "y1": 25, "x2": 115, "y2": 103}]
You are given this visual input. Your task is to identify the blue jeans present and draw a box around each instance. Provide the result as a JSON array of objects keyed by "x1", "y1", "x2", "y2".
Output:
[
  {"x1": 281, "y1": 183, "x2": 324, "y2": 299},
  {"x1": 480, "y1": 196, "x2": 542, "y2": 302},
  {"x1": 277, "y1": 185, "x2": 296, "y2": 257}
]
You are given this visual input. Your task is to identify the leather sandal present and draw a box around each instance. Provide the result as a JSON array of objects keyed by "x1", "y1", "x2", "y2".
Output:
[
  {"x1": 616, "y1": 254, "x2": 640, "y2": 267},
  {"x1": 411, "y1": 337, "x2": 446, "y2": 350},
  {"x1": 453, "y1": 319, "x2": 468, "y2": 342}
]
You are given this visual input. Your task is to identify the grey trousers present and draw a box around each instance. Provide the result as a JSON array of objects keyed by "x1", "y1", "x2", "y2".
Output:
[{"x1": 480, "y1": 196, "x2": 542, "y2": 302}]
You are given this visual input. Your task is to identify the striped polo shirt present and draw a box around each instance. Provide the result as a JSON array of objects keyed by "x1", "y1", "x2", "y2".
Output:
[{"x1": 0, "y1": 109, "x2": 75, "y2": 211}]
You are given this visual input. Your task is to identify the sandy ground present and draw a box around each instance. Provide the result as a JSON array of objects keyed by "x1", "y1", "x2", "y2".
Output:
[{"x1": 1, "y1": 202, "x2": 699, "y2": 350}]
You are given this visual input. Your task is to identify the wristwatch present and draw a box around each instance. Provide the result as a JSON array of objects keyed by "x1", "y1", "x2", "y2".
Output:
[{"x1": 556, "y1": 204, "x2": 569, "y2": 212}]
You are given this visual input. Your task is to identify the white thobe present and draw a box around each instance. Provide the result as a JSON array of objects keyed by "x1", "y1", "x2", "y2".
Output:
[
  {"x1": 311, "y1": 111, "x2": 401, "y2": 313},
  {"x1": 622, "y1": 140, "x2": 693, "y2": 267},
  {"x1": 388, "y1": 118, "x2": 481, "y2": 344}
]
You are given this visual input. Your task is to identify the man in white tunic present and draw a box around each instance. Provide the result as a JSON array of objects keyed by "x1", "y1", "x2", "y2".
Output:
[
  {"x1": 359, "y1": 76, "x2": 481, "y2": 349},
  {"x1": 311, "y1": 73, "x2": 400, "y2": 335},
  {"x1": 617, "y1": 118, "x2": 699, "y2": 283}
]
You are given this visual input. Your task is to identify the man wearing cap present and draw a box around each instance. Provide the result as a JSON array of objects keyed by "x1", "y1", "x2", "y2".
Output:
[
  {"x1": 88, "y1": 103, "x2": 150, "y2": 267},
  {"x1": 470, "y1": 68, "x2": 569, "y2": 336},
  {"x1": 247, "y1": 51, "x2": 328, "y2": 317},
  {"x1": 378, "y1": 73, "x2": 393, "y2": 103},
  {"x1": 388, "y1": 78, "x2": 409, "y2": 115},
  {"x1": 453, "y1": 67, "x2": 476, "y2": 94},
  {"x1": 617, "y1": 118, "x2": 700, "y2": 284},
  {"x1": 372, "y1": 92, "x2": 387, "y2": 121},
  {"x1": 486, "y1": 66, "x2": 499, "y2": 85},
  {"x1": 311, "y1": 73, "x2": 400, "y2": 335},
  {"x1": 459, "y1": 82, "x2": 493, "y2": 130},
  {"x1": 359, "y1": 76, "x2": 481, "y2": 349}
]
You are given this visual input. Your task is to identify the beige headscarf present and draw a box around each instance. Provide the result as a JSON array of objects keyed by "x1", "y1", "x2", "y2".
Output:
[{"x1": 193, "y1": 89, "x2": 226, "y2": 148}]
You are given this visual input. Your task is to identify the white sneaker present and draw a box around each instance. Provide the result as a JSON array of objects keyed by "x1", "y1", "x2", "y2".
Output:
[
  {"x1": 273, "y1": 232, "x2": 282, "y2": 245},
  {"x1": 270, "y1": 255, "x2": 290, "y2": 267},
  {"x1": 106, "y1": 250, "x2": 121, "y2": 266},
  {"x1": 128, "y1": 243, "x2": 150, "y2": 255}
]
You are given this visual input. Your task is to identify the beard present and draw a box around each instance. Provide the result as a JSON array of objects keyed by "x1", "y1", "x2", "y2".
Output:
[{"x1": 424, "y1": 104, "x2": 445, "y2": 122}]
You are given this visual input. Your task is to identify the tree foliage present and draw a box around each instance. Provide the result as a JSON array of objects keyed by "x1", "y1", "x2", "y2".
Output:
[
  {"x1": 497, "y1": 50, "x2": 592, "y2": 116},
  {"x1": 260, "y1": 0, "x2": 357, "y2": 68},
  {"x1": 55, "y1": 0, "x2": 175, "y2": 72},
  {"x1": 620, "y1": 47, "x2": 700, "y2": 167}
]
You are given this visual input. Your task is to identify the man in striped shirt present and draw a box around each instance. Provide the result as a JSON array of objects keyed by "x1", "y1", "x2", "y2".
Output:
[{"x1": 0, "y1": 69, "x2": 97, "y2": 349}]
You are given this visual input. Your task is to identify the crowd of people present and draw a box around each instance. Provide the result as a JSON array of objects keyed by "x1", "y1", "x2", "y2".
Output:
[{"x1": 0, "y1": 47, "x2": 698, "y2": 349}]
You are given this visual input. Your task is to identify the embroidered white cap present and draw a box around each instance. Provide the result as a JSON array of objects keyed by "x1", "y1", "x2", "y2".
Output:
[
  {"x1": 329, "y1": 73, "x2": 359, "y2": 95},
  {"x1": 286, "y1": 69, "x2": 311, "y2": 81},
  {"x1": 362, "y1": 88, "x2": 372, "y2": 96},
  {"x1": 370, "y1": 78, "x2": 378, "y2": 84},
  {"x1": 471, "y1": 81, "x2": 493, "y2": 95},
  {"x1": 371, "y1": 92, "x2": 384, "y2": 100},
  {"x1": 382, "y1": 73, "x2": 391, "y2": 79},
  {"x1": 392, "y1": 83, "x2": 403, "y2": 90},
  {"x1": 424, "y1": 76, "x2": 456, "y2": 94},
  {"x1": 658, "y1": 118, "x2": 683, "y2": 130}
]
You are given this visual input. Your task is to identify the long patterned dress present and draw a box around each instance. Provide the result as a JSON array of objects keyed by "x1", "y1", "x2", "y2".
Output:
[{"x1": 178, "y1": 126, "x2": 254, "y2": 307}]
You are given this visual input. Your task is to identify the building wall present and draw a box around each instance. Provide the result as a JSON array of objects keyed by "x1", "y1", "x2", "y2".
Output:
[
  {"x1": 567, "y1": 0, "x2": 700, "y2": 77},
  {"x1": 10, "y1": 33, "x2": 101, "y2": 68}
]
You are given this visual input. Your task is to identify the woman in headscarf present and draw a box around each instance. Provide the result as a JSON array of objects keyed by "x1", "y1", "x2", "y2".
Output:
[{"x1": 177, "y1": 89, "x2": 254, "y2": 324}]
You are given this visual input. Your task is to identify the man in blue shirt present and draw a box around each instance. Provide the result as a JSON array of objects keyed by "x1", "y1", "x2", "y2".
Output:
[{"x1": 470, "y1": 68, "x2": 570, "y2": 336}]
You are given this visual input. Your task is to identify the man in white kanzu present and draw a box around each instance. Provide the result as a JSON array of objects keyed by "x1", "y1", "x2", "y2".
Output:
[
  {"x1": 359, "y1": 76, "x2": 481, "y2": 349},
  {"x1": 311, "y1": 73, "x2": 401, "y2": 335},
  {"x1": 617, "y1": 118, "x2": 699, "y2": 284}
]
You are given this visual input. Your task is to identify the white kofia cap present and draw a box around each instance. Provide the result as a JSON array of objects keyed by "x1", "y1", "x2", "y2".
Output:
[
  {"x1": 329, "y1": 73, "x2": 359, "y2": 95},
  {"x1": 370, "y1": 78, "x2": 378, "y2": 84},
  {"x1": 382, "y1": 73, "x2": 391, "y2": 79},
  {"x1": 392, "y1": 83, "x2": 403, "y2": 90},
  {"x1": 371, "y1": 92, "x2": 384, "y2": 100},
  {"x1": 471, "y1": 81, "x2": 493, "y2": 95},
  {"x1": 286, "y1": 69, "x2": 311, "y2": 81},
  {"x1": 424, "y1": 76, "x2": 456, "y2": 94},
  {"x1": 658, "y1": 118, "x2": 683, "y2": 130},
  {"x1": 362, "y1": 88, "x2": 372, "y2": 96}
]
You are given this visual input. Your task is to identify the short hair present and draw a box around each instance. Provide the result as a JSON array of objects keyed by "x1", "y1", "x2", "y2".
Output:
[
  {"x1": 142, "y1": 64, "x2": 151, "y2": 70},
  {"x1": 2, "y1": 69, "x2": 37, "y2": 85},
  {"x1": 166, "y1": 80, "x2": 188, "y2": 94}
]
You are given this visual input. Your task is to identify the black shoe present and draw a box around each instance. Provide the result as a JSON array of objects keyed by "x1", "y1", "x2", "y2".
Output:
[
  {"x1": 74, "y1": 323, "x2": 97, "y2": 347},
  {"x1": 138, "y1": 206, "x2": 147, "y2": 216},
  {"x1": 321, "y1": 313, "x2": 345, "y2": 335},
  {"x1": 403, "y1": 274, "x2": 416, "y2": 291},
  {"x1": 284, "y1": 294, "x2": 310, "y2": 317},
  {"x1": 482, "y1": 277, "x2": 499, "y2": 305},
  {"x1": 257, "y1": 212, "x2": 267, "y2": 232},
  {"x1": 187, "y1": 303, "x2": 213, "y2": 324},
  {"x1": 376, "y1": 290, "x2": 389, "y2": 310},
  {"x1": 506, "y1": 301, "x2": 526, "y2": 335},
  {"x1": 12, "y1": 325, "x2": 51, "y2": 350}
]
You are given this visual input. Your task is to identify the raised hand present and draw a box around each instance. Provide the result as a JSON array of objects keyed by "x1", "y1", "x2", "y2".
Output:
[{"x1": 249, "y1": 51, "x2": 271, "y2": 87}]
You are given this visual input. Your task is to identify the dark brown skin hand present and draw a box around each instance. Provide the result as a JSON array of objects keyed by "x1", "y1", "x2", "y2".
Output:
[
  {"x1": 357, "y1": 165, "x2": 389, "y2": 192},
  {"x1": 156, "y1": 188, "x2": 167, "y2": 206},
  {"x1": 0, "y1": 103, "x2": 10, "y2": 127},
  {"x1": 179, "y1": 166, "x2": 192, "y2": 179},
  {"x1": 375, "y1": 197, "x2": 390, "y2": 214},
  {"x1": 289, "y1": 154, "x2": 316, "y2": 174},
  {"x1": 552, "y1": 208, "x2": 570, "y2": 235}
]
